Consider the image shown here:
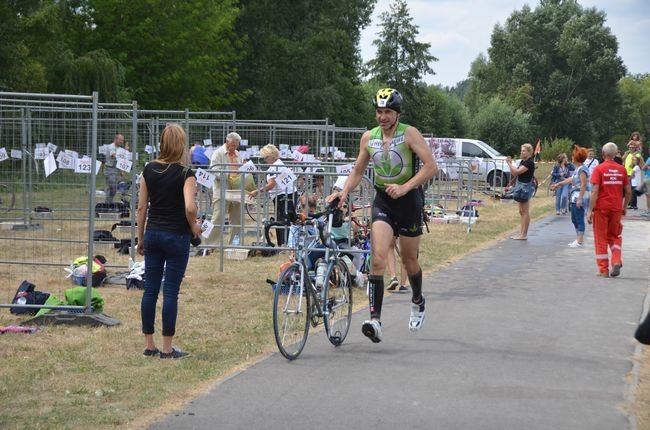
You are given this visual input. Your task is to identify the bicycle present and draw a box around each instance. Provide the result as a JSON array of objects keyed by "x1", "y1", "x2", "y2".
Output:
[{"x1": 267, "y1": 200, "x2": 353, "y2": 360}]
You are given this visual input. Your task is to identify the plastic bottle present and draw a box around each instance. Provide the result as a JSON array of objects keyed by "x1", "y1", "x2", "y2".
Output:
[
  {"x1": 232, "y1": 234, "x2": 240, "y2": 246},
  {"x1": 315, "y1": 262, "x2": 327, "y2": 288}
]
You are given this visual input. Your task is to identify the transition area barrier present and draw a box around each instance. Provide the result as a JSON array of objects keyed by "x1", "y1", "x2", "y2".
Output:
[{"x1": 0, "y1": 91, "x2": 499, "y2": 321}]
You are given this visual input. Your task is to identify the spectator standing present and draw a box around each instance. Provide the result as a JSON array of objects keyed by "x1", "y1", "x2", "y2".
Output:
[
  {"x1": 643, "y1": 147, "x2": 650, "y2": 218},
  {"x1": 506, "y1": 143, "x2": 536, "y2": 240},
  {"x1": 104, "y1": 133, "x2": 125, "y2": 204},
  {"x1": 587, "y1": 142, "x2": 632, "y2": 277},
  {"x1": 136, "y1": 123, "x2": 202, "y2": 359},
  {"x1": 551, "y1": 153, "x2": 573, "y2": 215},
  {"x1": 623, "y1": 132, "x2": 646, "y2": 210},
  {"x1": 249, "y1": 144, "x2": 297, "y2": 247},
  {"x1": 585, "y1": 149, "x2": 599, "y2": 175},
  {"x1": 190, "y1": 142, "x2": 210, "y2": 167},
  {"x1": 551, "y1": 147, "x2": 590, "y2": 247},
  {"x1": 206, "y1": 133, "x2": 245, "y2": 246}
]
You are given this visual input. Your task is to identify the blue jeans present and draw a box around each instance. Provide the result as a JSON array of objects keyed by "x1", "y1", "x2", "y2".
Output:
[
  {"x1": 141, "y1": 229, "x2": 190, "y2": 337},
  {"x1": 570, "y1": 202, "x2": 585, "y2": 235},
  {"x1": 555, "y1": 184, "x2": 569, "y2": 212}
]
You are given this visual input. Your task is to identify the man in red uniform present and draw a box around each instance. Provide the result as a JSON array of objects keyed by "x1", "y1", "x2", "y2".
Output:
[{"x1": 587, "y1": 142, "x2": 632, "y2": 277}]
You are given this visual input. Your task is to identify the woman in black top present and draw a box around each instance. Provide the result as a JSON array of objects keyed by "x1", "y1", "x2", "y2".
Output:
[
  {"x1": 506, "y1": 143, "x2": 535, "y2": 240},
  {"x1": 136, "y1": 123, "x2": 202, "y2": 359}
]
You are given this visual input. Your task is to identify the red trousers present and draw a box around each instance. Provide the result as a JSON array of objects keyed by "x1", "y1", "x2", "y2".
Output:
[{"x1": 592, "y1": 209, "x2": 623, "y2": 274}]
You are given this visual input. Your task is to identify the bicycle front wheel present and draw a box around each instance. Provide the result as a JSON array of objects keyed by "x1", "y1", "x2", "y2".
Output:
[
  {"x1": 273, "y1": 263, "x2": 310, "y2": 360},
  {"x1": 323, "y1": 260, "x2": 353, "y2": 346}
]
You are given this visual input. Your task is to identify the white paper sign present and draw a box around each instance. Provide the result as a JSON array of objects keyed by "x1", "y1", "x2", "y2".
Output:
[
  {"x1": 201, "y1": 219, "x2": 214, "y2": 239},
  {"x1": 116, "y1": 158, "x2": 132, "y2": 173},
  {"x1": 34, "y1": 145, "x2": 49, "y2": 160},
  {"x1": 334, "y1": 175, "x2": 348, "y2": 190},
  {"x1": 240, "y1": 139, "x2": 248, "y2": 146},
  {"x1": 99, "y1": 144, "x2": 110, "y2": 156},
  {"x1": 279, "y1": 144, "x2": 290, "y2": 151},
  {"x1": 292, "y1": 150, "x2": 304, "y2": 161},
  {"x1": 335, "y1": 163, "x2": 354, "y2": 175},
  {"x1": 203, "y1": 139, "x2": 213, "y2": 147},
  {"x1": 203, "y1": 146, "x2": 215, "y2": 160},
  {"x1": 279, "y1": 148, "x2": 291, "y2": 159},
  {"x1": 239, "y1": 160, "x2": 256, "y2": 173},
  {"x1": 0, "y1": 148, "x2": 8, "y2": 162},
  {"x1": 47, "y1": 142, "x2": 57, "y2": 153},
  {"x1": 195, "y1": 168, "x2": 215, "y2": 189},
  {"x1": 11, "y1": 149, "x2": 22, "y2": 159},
  {"x1": 65, "y1": 149, "x2": 79, "y2": 158},
  {"x1": 334, "y1": 150, "x2": 346, "y2": 160},
  {"x1": 44, "y1": 152, "x2": 57, "y2": 177},
  {"x1": 116, "y1": 147, "x2": 132, "y2": 161},
  {"x1": 57, "y1": 152, "x2": 76, "y2": 170},
  {"x1": 144, "y1": 145, "x2": 153, "y2": 154},
  {"x1": 276, "y1": 168, "x2": 296, "y2": 187},
  {"x1": 75, "y1": 157, "x2": 92, "y2": 174}
]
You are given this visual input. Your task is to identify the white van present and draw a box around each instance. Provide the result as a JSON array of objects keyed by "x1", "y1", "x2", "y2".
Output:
[{"x1": 425, "y1": 138, "x2": 510, "y2": 188}]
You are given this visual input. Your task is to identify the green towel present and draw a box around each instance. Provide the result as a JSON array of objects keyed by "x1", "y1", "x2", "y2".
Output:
[{"x1": 34, "y1": 287, "x2": 104, "y2": 317}]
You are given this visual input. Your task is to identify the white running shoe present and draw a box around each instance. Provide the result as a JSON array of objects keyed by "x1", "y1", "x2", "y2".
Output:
[
  {"x1": 409, "y1": 297, "x2": 426, "y2": 332},
  {"x1": 568, "y1": 240, "x2": 583, "y2": 248},
  {"x1": 361, "y1": 319, "x2": 382, "y2": 343}
]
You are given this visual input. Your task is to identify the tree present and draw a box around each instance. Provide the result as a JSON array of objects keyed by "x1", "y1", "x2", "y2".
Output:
[
  {"x1": 365, "y1": 0, "x2": 437, "y2": 89},
  {"x1": 470, "y1": 97, "x2": 532, "y2": 156},
  {"x1": 617, "y1": 74, "x2": 650, "y2": 141},
  {"x1": 232, "y1": 0, "x2": 375, "y2": 125},
  {"x1": 88, "y1": 0, "x2": 246, "y2": 109},
  {"x1": 466, "y1": 0, "x2": 625, "y2": 147}
]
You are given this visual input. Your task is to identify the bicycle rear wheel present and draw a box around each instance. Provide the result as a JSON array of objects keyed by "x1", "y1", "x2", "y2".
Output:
[
  {"x1": 323, "y1": 259, "x2": 353, "y2": 346},
  {"x1": 273, "y1": 263, "x2": 310, "y2": 360}
]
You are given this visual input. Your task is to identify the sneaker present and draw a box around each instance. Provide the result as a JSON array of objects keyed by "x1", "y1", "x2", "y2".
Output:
[
  {"x1": 397, "y1": 285, "x2": 409, "y2": 293},
  {"x1": 568, "y1": 240, "x2": 583, "y2": 248},
  {"x1": 160, "y1": 347, "x2": 190, "y2": 359},
  {"x1": 610, "y1": 264, "x2": 622, "y2": 277},
  {"x1": 409, "y1": 297, "x2": 426, "y2": 332},
  {"x1": 361, "y1": 319, "x2": 383, "y2": 343},
  {"x1": 143, "y1": 347, "x2": 160, "y2": 357},
  {"x1": 387, "y1": 277, "x2": 399, "y2": 292},
  {"x1": 597, "y1": 271, "x2": 609, "y2": 278}
]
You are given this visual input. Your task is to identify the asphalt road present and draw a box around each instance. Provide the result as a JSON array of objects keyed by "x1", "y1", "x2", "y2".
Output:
[{"x1": 151, "y1": 210, "x2": 650, "y2": 430}]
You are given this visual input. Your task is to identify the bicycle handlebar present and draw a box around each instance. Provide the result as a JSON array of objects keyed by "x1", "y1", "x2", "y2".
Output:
[{"x1": 262, "y1": 199, "x2": 343, "y2": 248}]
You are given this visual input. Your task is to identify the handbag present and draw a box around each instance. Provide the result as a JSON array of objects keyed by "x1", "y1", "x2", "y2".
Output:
[{"x1": 512, "y1": 180, "x2": 530, "y2": 203}]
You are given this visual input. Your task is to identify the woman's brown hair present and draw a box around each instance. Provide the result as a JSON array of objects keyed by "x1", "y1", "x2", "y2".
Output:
[{"x1": 157, "y1": 123, "x2": 187, "y2": 165}]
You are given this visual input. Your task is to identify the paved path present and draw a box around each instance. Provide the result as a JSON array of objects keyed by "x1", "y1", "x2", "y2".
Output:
[{"x1": 151, "y1": 211, "x2": 649, "y2": 430}]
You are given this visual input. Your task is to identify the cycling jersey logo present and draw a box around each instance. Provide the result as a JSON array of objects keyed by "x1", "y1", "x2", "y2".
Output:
[{"x1": 372, "y1": 150, "x2": 403, "y2": 178}]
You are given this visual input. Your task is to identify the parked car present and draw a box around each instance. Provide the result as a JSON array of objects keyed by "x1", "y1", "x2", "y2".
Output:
[{"x1": 425, "y1": 137, "x2": 511, "y2": 188}]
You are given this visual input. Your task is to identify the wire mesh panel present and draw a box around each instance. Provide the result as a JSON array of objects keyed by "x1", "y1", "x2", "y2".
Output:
[{"x1": 0, "y1": 92, "x2": 105, "y2": 314}]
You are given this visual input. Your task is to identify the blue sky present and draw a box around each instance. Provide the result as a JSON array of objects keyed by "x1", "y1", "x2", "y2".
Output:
[{"x1": 360, "y1": 0, "x2": 649, "y2": 87}]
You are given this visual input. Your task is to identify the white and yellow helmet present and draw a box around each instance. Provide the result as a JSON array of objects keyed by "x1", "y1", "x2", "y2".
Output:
[{"x1": 372, "y1": 88, "x2": 402, "y2": 113}]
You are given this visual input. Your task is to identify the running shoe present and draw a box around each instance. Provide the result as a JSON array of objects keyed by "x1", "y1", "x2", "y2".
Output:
[
  {"x1": 361, "y1": 319, "x2": 382, "y2": 343},
  {"x1": 387, "y1": 277, "x2": 399, "y2": 291},
  {"x1": 568, "y1": 240, "x2": 583, "y2": 248},
  {"x1": 409, "y1": 297, "x2": 426, "y2": 332},
  {"x1": 610, "y1": 264, "x2": 622, "y2": 277},
  {"x1": 160, "y1": 347, "x2": 190, "y2": 359},
  {"x1": 397, "y1": 285, "x2": 409, "y2": 293}
]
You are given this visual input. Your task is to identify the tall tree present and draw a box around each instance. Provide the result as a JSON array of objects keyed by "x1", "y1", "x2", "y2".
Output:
[
  {"x1": 233, "y1": 0, "x2": 375, "y2": 125},
  {"x1": 617, "y1": 74, "x2": 650, "y2": 140},
  {"x1": 364, "y1": 0, "x2": 437, "y2": 101},
  {"x1": 88, "y1": 0, "x2": 246, "y2": 109},
  {"x1": 466, "y1": 0, "x2": 625, "y2": 147}
]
